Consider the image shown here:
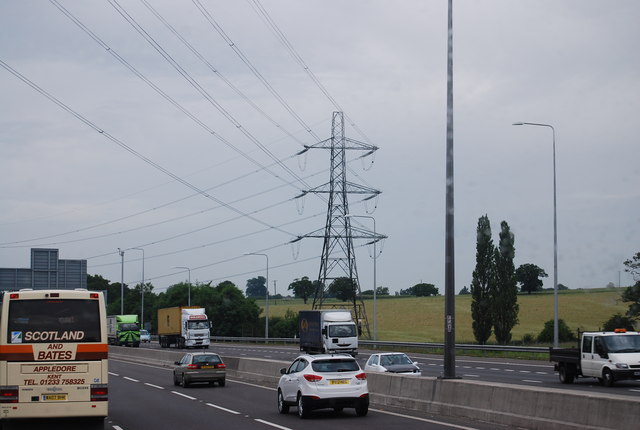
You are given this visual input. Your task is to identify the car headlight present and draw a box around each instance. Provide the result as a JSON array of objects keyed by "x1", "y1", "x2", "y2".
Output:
[{"x1": 614, "y1": 363, "x2": 629, "y2": 369}]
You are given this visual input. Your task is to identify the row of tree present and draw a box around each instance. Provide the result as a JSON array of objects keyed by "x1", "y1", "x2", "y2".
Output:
[{"x1": 471, "y1": 215, "x2": 519, "y2": 345}]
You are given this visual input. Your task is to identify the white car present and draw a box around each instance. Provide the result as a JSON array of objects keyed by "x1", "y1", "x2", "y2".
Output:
[
  {"x1": 365, "y1": 352, "x2": 422, "y2": 376},
  {"x1": 139, "y1": 329, "x2": 151, "y2": 343},
  {"x1": 277, "y1": 354, "x2": 369, "y2": 418}
]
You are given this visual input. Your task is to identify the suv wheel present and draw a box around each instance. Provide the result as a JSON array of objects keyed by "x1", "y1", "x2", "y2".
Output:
[
  {"x1": 297, "y1": 394, "x2": 310, "y2": 419},
  {"x1": 277, "y1": 390, "x2": 289, "y2": 414}
]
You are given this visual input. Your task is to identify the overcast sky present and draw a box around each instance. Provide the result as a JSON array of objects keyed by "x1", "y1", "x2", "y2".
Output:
[{"x1": 1, "y1": 0, "x2": 638, "y2": 298}]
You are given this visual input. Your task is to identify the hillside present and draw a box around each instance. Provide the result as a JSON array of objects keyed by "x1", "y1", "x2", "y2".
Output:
[{"x1": 262, "y1": 288, "x2": 630, "y2": 344}]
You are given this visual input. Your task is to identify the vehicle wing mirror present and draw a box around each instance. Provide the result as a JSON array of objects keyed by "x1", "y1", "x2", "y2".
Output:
[
  {"x1": 174, "y1": 361, "x2": 181, "y2": 365},
  {"x1": 280, "y1": 368, "x2": 287, "y2": 375}
]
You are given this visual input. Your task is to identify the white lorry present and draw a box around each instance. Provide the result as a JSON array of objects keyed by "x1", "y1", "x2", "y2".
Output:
[
  {"x1": 550, "y1": 329, "x2": 640, "y2": 386},
  {"x1": 299, "y1": 310, "x2": 359, "y2": 356},
  {"x1": 158, "y1": 306, "x2": 211, "y2": 349}
]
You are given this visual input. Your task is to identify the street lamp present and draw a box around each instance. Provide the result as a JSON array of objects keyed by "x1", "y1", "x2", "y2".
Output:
[
  {"x1": 118, "y1": 248, "x2": 125, "y2": 314},
  {"x1": 173, "y1": 266, "x2": 191, "y2": 307},
  {"x1": 513, "y1": 121, "x2": 559, "y2": 347},
  {"x1": 345, "y1": 214, "x2": 379, "y2": 341},
  {"x1": 131, "y1": 248, "x2": 145, "y2": 329},
  {"x1": 244, "y1": 253, "x2": 269, "y2": 339}
]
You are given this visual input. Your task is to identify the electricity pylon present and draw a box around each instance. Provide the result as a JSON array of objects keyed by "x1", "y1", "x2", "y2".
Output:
[{"x1": 295, "y1": 112, "x2": 385, "y2": 339}]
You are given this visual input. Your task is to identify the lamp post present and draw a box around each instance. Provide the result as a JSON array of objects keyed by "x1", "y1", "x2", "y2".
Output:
[
  {"x1": 118, "y1": 248, "x2": 125, "y2": 314},
  {"x1": 513, "y1": 121, "x2": 559, "y2": 347},
  {"x1": 345, "y1": 214, "x2": 378, "y2": 341},
  {"x1": 244, "y1": 253, "x2": 269, "y2": 339},
  {"x1": 173, "y1": 266, "x2": 191, "y2": 306},
  {"x1": 131, "y1": 247, "x2": 145, "y2": 329}
]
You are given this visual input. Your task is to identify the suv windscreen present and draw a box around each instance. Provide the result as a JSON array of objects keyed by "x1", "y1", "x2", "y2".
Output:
[{"x1": 312, "y1": 358, "x2": 359, "y2": 373}]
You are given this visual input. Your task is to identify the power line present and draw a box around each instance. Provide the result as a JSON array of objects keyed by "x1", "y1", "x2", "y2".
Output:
[{"x1": 0, "y1": 58, "x2": 296, "y2": 239}]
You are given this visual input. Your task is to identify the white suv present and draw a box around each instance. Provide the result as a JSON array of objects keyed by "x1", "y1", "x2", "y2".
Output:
[{"x1": 277, "y1": 354, "x2": 369, "y2": 418}]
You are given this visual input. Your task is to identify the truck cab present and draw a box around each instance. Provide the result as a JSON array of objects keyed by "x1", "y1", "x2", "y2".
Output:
[
  {"x1": 322, "y1": 313, "x2": 358, "y2": 355},
  {"x1": 580, "y1": 330, "x2": 640, "y2": 386},
  {"x1": 551, "y1": 329, "x2": 640, "y2": 386}
]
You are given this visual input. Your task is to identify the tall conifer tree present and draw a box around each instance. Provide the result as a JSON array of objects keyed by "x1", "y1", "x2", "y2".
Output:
[
  {"x1": 493, "y1": 221, "x2": 519, "y2": 344},
  {"x1": 471, "y1": 215, "x2": 494, "y2": 344}
]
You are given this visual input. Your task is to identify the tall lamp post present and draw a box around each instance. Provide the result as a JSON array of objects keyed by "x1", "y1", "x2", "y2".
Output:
[
  {"x1": 131, "y1": 248, "x2": 145, "y2": 329},
  {"x1": 118, "y1": 248, "x2": 125, "y2": 314},
  {"x1": 173, "y1": 266, "x2": 191, "y2": 306},
  {"x1": 513, "y1": 121, "x2": 559, "y2": 347},
  {"x1": 244, "y1": 253, "x2": 269, "y2": 339},
  {"x1": 345, "y1": 214, "x2": 379, "y2": 341}
]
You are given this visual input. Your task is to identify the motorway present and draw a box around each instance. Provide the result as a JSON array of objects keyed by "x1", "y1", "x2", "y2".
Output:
[
  {"x1": 204, "y1": 342, "x2": 640, "y2": 397},
  {"x1": 4, "y1": 341, "x2": 639, "y2": 429}
]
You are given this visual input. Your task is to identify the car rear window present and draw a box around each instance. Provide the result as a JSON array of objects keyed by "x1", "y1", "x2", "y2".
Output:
[
  {"x1": 311, "y1": 359, "x2": 359, "y2": 373},
  {"x1": 193, "y1": 355, "x2": 222, "y2": 365}
]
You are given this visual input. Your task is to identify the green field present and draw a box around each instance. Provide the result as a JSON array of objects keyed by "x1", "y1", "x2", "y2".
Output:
[{"x1": 261, "y1": 288, "x2": 630, "y2": 345}]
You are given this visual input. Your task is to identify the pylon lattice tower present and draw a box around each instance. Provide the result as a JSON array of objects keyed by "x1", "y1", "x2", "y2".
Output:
[{"x1": 296, "y1": 112, "x2": 384, "y2": 339}]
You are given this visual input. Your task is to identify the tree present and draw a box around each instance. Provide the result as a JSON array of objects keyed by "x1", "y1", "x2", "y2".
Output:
[
  {"x1": 412, "y1": 283, "x2": 439, "y2": 297},
  {"x1": 537, "y1": 319, "x2": 576, "y2": 343},
  {"x1": 328, "y1": 277, "x2": 356, "y2": 302},
  {"x1": 602, "y1": 313, "x2": 636, "y2": 331},
  {"x1": 245, "y1": 276, "x2": 267, "y2": 298},
  {"x1": 515, "y1": 263, "x2": 548, "y2": 294},
  {"x1": 288, "y1": 276, "x2": 315, "y2": 304},
  {"x1": 471, "y1": 215, "x2": 495, "y2": 345},
  {"x1": 459, "y1": 286, "x2": 470, "y2": 295},
  {"x1": 623, "y1": 252, "x2": 640, "y2": 281},
  {"x1": 362, "y1": 286, "x2": 390, "y2": 296},
  {"x1": 621, "y1": 252, "x2": 640, "y2": 321},
  {"x1": 621, "y1": 282, "x2": 640, "y2": 320},
  {"x1": 492, "y1": 221, "x2": 519, "y2": 345},
  {"x1": 210, "y1": 281, "x2": 261, "y2": 336}
]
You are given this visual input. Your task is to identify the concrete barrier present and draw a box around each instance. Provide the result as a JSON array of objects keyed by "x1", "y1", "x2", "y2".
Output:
[{"x1": 109, "y1": 346, "x2": 640, "y2": 429}]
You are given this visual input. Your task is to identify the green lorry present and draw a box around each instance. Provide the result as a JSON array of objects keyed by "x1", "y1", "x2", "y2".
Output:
[{"x1": 107, "y1": 314, "x2": 141, "y2": 347}]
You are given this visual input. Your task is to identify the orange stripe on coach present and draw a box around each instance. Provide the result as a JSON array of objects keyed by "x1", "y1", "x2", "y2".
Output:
[
  {"x1": 0, "y1": 344, "x2": 34, "y2": 361},
  {"x1": 76, "y1": 343, "x2": 108, "y2": 360}
]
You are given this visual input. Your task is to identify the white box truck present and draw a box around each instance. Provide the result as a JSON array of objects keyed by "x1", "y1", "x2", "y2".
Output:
[
  {"x1": 299, "y1": 310, "x2": 359, "y2": 356},
  {"x1": 158, "y1": 306, "x2": 211, "y2": 349}
]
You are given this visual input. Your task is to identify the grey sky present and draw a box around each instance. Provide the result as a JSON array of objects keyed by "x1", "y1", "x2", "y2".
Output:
[{"x1": 1, "y1": 1, "x2": 638, "y2": 299}]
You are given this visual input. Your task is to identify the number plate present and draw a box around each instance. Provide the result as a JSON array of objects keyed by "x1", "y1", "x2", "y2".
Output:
[
  {"x1": 42, "y1": 394, "x2": 68, "y2": 401},
  {"x1": 329, "y1": 379, "x2": 350, "y2": 385},
  {"x1": 201, "y1": 365, "x2": 215, "y2": 369}
]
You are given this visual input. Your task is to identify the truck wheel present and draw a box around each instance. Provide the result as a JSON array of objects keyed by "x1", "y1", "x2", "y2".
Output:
[
  {"x1": 558, "y1": 364, "x2": 575, "y2": 384},
  {"x1": 178, "y1": 337, "x2": 185, "y2": 349},
  {"x1": 602, "y1": 368, "x2": 615, "y2": 387}
]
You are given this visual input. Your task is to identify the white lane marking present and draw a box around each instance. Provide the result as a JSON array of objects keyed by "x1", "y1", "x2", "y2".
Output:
[
  {"x1": 535, "y1": 371, "x2": 548, "y2": 375},
  {"x1": 254, "y1": 418, "x2": 292, "y2": 429},
  {"x1": 206, "y1": 403, "x2": 241, "y2": 414},
  {"x1": 519, "y1": 370, "x2": 531, "y2": 373},
  {"x1": 371, "y1": 408, "x2": 479, "y2": 430},
  {"x1": 144, "y1": 383, "x2": 164, "y2": 389},
  {"x1": 108, "y1": 372, "x2": 119, "y2": 376},
  {"x1": 123, "y1": 377, "x2": 139, "y2": 382},
  {"x1": 522, "y1": 380, "x2": 543, "y2": 384},
  {"x1": 463, "y1": 374, "x2": 480, "y2": 378},
  {"x1": 629, "y1": 389, "x2": 640, "y2": 393},
  {"x1": 171, "y1": 391, "x2": 197, "y2": 400},
  {"x1": 112, "y1": 426, "x2": 124, "y2": 430}
]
